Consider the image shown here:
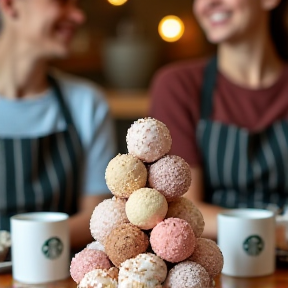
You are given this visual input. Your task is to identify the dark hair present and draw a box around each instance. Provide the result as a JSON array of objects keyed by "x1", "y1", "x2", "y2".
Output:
[{"x1": 270, "y1": 1, "x2": 288, "y2": 61}]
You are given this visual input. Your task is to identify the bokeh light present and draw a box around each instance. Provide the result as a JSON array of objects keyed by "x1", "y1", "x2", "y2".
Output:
[
  {"x1": 158, "y1": 15, "x2": 185, "y2": 42},
  {"x1": 107, "y1": 0, "x2": 128, "y2": 6}
]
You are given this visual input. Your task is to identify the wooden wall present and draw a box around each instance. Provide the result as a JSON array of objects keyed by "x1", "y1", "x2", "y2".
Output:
[{"x1": 54, "y1": 0, "x2": 215, "y2": 83}]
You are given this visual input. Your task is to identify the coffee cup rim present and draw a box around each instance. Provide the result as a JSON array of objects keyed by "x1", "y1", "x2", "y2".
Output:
[
  {"x1": 218, "y1": 208, "x2": 274, "y2": 219},
  {"x1": 11, "y1": 212, "x2": 69, "y2": 222}
]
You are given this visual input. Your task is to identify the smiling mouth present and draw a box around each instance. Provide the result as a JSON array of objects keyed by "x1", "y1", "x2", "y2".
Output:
[
  {"x1": 55, "y1": 22, "x2": 78, "y2": 42},
  {"x1": 209, "y1": 12, "x2": 230, "y2": 24},
  {"x1": 57, "y1": 28, "x2": 76, "y2": 42}
]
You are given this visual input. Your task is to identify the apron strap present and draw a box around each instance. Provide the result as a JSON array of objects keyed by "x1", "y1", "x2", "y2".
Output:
[
  {"x1": 47, "y1": 74, "x2": 74, "y2": 126},
  {"x1": 200, "y1": 57, "x2": 218, "y2": 120}
]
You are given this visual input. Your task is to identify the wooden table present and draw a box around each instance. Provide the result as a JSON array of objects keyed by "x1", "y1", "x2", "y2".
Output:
[
  {"x1": 0, "y1": 274, "x2": 75, "y2": 288},
  {"x1": 218, "y1": 269, "x2": 288, "y2": 288},
  {"x1": 1, "y1": 270, "x2": 288, "y2": 288}
]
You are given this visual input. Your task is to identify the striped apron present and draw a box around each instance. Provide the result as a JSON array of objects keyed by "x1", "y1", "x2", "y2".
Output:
[
  {"x1": 0, "y1": 75, "x2": 83, "y2": 230},
  {"x1": 197, "y1": 58, "x2": 288, "y2": 210}
]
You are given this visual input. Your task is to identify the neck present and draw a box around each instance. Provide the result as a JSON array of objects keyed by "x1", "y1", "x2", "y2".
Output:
[
  {"x1": 218, "y1": 29, "x2": 283, "y2": 89},
  {"x1": 0, "y1": 30, "x2": 49, "y2": 99}
]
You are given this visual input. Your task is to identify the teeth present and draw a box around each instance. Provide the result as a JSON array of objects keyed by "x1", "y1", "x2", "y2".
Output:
[{"x1": 210, "y1": 12, "x2": 229, "y2": 22}]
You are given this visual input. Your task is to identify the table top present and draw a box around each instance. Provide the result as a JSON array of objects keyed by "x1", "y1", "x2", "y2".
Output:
[
  {"x1": 1, "y1": 269, "x2": 288, "y2": 288},
  {"x1": 0, "y1": 274, "x2": 75, "y2": 288}
]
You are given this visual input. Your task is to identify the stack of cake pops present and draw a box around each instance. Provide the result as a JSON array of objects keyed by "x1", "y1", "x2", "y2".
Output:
[{"x1": 70, "y1": 117, "x2": 224, "y2": 288}]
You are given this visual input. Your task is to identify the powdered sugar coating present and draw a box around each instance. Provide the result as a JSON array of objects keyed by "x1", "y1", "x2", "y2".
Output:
[
  {"x1": 77, "y1": 267, "x2": 118, "y2": 288},
  {"x1": 126, "y1": 188, "x2": 168, "y2": 230},
  {"x1": 87, "y1": 240, "x2": 105, "y2": 252},
  {"x1": 78, "y1": 267, "x2": 118, "y2": 288},
  {"x1": 188, "y1": 238, "x2": 224, "y2": 278},
  {"x1": 105, "y1": 223, "x2": 149, "y2": 267},
  {"x1": 105, "y1": 154, "x2": 147, "y2": 198},
  {"x1": 166, "y1": 197, "x2": 205, "y2": 238},
  {"x1": 118, "y1": 253, "x2": 167, "y2": 287},
  {"x1": 70, "y1": 248, "x2": 112, "y2": 284},
  {"x1": 0, "y1": 231, "x2": 10, "y2": 262},
  {"x1": 164, "y1": 261, "x2": 210, "y2": 288},
  {"x1": 119, "y1": 280, "x2": 162, "y2": 288},
  {"x1": 150, "y1": 218, "x2": 196, "y2": 263},
  {"x1": 148, "y1": 155, "x2": 192, "y2": 201},
  {"x1": 126, "y1": 118, "x2": 172, "y2": 163},
  {"x1": 90, "y1": 197, "x2": 129, "y2": 245}
]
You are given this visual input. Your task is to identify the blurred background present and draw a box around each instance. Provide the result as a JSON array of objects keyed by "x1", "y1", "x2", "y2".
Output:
[{"x1": 52, "y1": 0, "x2": 216, "y2": 153}]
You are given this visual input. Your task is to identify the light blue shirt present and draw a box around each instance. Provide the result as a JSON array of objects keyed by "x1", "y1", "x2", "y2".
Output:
[{"x1": 0, "y1": 71, "x2": 116, "y2": 195}]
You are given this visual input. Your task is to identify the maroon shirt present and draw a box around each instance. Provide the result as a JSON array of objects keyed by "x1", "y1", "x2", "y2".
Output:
[{"x1": 150, "y1": 58, "x2": 288, "y2": 167}]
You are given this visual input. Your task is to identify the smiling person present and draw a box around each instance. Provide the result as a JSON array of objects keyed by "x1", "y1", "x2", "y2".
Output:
[
  {"x1": 150, "y1": 0, "x2": 288, "y2": 239},
  {"x1": 0, "y1": 0, "x2": 116, "y2": 250}
]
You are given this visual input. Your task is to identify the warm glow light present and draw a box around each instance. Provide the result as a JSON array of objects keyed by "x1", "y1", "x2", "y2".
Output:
[
  {"x1": 158, "y1": 15, "x2": 185, "y2": 42},
  {"x1": 107, "y1": 0, "x2": 128, "y2": 6}
]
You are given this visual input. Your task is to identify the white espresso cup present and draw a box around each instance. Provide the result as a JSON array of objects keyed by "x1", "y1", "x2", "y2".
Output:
[
  {"x1": 11, "y1": 212, "x2": 70, "y2": 284},
  {"x1": 217, "y1": 208, "x2": 275, "y2": 277}
]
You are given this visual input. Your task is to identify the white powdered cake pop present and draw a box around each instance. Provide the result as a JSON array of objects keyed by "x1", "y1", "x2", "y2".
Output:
[
  {"x1": 126, "y1": 118, "x2": 172, "y2": 163},
  {"x1": 0, "y1": 231, "x2": 11, "y2": 262},
  {"x1": 118, "y1": 253, "x2": 167, "y2": 288},
  {"x1": 90, "y1": 197, "x2": 129, "y2": 244},
  {"x1": 78, "y1": 267, "x2": 119, "y2": 288},
  {"x1": 86, "y1": 240, "x2": 105, "y2": 252}
]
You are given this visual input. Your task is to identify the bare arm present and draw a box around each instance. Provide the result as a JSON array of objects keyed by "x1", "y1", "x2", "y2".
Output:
[
  {"x1": 68, "y1": 194, "x2": 111, "y2": 250},
  {"x1": 184, "y1": 166, "x2": 225, "y2": 240}
]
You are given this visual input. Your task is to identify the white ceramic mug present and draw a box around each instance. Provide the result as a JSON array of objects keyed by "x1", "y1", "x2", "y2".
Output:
[
  {"x1": 11, "y1": 212, "x2": 70, "y2": 284},
  {"x1": 275, "y1": 214, "x2": 288, "y2": 265},
  {"x1": 217, "y1": 208, "x2": 275, "y2": 277}
]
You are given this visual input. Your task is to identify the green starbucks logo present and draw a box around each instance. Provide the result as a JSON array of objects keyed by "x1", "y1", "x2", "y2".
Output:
[
  {"x1": 243, "y1": 235, "x2": 264, "y2": 256},
  {"x1": 42, "y1": 237, "x2": 63, "y2": 259}
]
